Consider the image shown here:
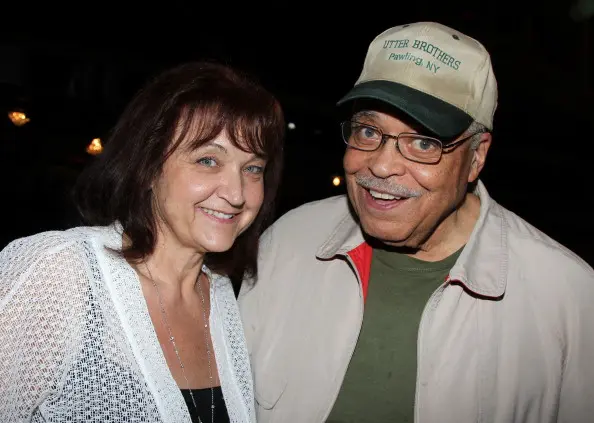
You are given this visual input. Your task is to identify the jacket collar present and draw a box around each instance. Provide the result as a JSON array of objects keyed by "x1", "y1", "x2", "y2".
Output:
[
  {"x1": 315, "y1": 180, "x2": 508, "y2": 298},
  {"x1": 447, "y1": 181, "x2": 508, "y2": 298},
  {"x1": 316, "y1": 200, "x2": 365, "y2": 259}
]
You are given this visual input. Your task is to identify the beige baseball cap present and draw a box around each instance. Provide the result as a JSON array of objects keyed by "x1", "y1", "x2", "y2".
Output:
[{"x1": 337, "y1": 22, "x2": 498, "y2": 139}]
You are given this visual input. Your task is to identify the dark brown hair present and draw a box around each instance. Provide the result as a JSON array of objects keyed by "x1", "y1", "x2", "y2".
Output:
[{"x1": 73, "y1": 61, "x2": 285, "y2": 290}]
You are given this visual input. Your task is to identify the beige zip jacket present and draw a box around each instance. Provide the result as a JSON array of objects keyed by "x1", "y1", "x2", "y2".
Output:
[{"x1": 239, "y1": 181, "x2": 594, "y2": 422}]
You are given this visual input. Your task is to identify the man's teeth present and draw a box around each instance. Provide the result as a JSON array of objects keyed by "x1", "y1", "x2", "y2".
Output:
[
  {"x1": 369, "y1": 190, "x2": 402, "y2": 200},
  {"x1": 202, "y1": 208, "x2": 234, "y2": 219}
]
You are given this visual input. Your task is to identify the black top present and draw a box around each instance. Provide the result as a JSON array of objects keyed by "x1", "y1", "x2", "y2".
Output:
[{"x1": 181, "y1": 386, "x2": 229, "y2": 423}]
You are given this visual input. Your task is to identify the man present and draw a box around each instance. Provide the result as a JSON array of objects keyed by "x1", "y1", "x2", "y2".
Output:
[{"x1": 239, "y1": 22, "x2": 594, "y2": 423}]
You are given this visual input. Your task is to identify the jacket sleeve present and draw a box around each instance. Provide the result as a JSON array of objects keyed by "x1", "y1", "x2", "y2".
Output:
[
  {"x1": 238, "y1": 223, "x2": 278, "y2": 355},
  {"x1": 557, "y1": 266, "x2": 594, "y2": 422},
  {"x1": 0, "y1": 233, "x2": 88, "y2": 421}
]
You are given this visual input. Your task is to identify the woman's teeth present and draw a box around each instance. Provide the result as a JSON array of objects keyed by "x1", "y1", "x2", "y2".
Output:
[{"x1": 202, "y1": 208, "x2": 234, "y2": 219}]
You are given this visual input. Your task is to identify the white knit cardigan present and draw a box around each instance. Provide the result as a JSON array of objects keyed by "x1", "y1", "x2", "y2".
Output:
[{"x1": 0, "y1": 224, "x2": 256, "y2": 422}]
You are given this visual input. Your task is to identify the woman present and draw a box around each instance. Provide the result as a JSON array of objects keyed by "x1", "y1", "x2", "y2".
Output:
[{"x1": 0, "y1": 61, "x2": 284, "y2": 422}]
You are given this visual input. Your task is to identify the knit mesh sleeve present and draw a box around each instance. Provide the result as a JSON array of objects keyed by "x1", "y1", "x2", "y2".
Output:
[{"x1": 0, "y1": 232, "x2": 89, "y2": 421}]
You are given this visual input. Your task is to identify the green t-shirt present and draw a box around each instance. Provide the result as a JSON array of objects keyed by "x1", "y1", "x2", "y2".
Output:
[{"x1": 326, "y1": 246, "x2": 463, "y2": 423}]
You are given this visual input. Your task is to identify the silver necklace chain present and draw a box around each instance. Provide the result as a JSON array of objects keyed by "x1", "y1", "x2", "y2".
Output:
[{"x1": 145, "y1": 264, "x2": 215, "y2": 423}]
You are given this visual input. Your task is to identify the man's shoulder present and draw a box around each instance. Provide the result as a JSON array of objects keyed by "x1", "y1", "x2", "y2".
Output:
[
  {"x1": 279, "y1": 195, "x2": 350, "y2": 219},
  {"x1": 259, "y1": 195, "x2": 353, "y2": 251},
  {"x1": 498, "y1": 204, "x2": 594, "y2": 281},
  {"x1": 271, "y1": 195, "x2": 351, "y2": 232}
]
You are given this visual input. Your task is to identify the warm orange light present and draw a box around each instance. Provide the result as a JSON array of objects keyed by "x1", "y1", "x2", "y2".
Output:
[
  {"x1": 332, "y1": 176, "x2": 341, "y2": 187},
  {"x1": 86, "y1": 138, "x2": 103, "y2": 155},
  {"x1": 8, "y1": 111, "x2": 30, "y2": 126}
]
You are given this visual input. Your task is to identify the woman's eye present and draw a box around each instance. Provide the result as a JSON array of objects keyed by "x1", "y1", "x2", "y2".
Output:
[
  {"x1": 245, "y1": 165, "x2": 264, "y2": 174},
  {"x1": 197, "y1": 157, "x2": 217, "y2": 167}
]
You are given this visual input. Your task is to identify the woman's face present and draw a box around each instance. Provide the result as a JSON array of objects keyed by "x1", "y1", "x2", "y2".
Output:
[{"x1": 151, "y1": 129, "x2": 267, "y2": 255}]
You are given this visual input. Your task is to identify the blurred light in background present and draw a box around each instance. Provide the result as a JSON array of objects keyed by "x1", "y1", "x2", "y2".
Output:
[
  {"x1": 332, "y1": 176, "x2": 342, "y2": 187},
  {"x1": 86, "y1": 138, "x2": 103, "y2": 155},
  {"x1": 288, "y1": 122, "x2": 296, "y2": 130},
  {"x1": 8, "y1": 111, "x2": 30, "y2": 126}
]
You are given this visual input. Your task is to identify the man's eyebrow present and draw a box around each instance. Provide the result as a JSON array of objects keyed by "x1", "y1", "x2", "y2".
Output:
[{"x1": 352, "y1": 110, "x2": 378, "y2": 120}]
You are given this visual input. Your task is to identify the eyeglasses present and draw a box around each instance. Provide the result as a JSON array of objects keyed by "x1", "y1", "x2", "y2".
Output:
[{"x1": 340, "y1": 120, "x2": 485, "y2": 164}]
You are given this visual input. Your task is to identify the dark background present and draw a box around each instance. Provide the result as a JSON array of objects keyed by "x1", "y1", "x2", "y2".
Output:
[{"x1": 1, "y1": 3, "x2": 593, "y2": 265}]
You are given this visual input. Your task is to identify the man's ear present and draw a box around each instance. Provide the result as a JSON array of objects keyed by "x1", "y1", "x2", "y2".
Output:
[{"x1": 468, "y1": 132, "x2": 492, "y2": 183}]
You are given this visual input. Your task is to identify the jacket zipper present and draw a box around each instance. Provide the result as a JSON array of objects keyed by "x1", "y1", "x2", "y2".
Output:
[
  {"x1": 414, "y1": 283, "x2": 447, "y2": 423},
  {"x1": 321, "y1": 253, "x2": 365, "y2": 422}
]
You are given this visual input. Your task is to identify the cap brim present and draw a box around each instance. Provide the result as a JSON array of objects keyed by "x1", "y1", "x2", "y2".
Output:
[{"x1": 336, "y1": 80, "x2": 473, "y2": 139}]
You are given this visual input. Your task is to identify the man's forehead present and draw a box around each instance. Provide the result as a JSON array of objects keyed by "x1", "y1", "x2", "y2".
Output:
[
  {"x1": 349, "y1": 100, "x2": 423, "y2": 128},
  {"x1": 351, "y1": 110, "x2": 379, "y2": 120},
  {"x1": 351, "y1": 109, "x2": 423, "y2": 134}
]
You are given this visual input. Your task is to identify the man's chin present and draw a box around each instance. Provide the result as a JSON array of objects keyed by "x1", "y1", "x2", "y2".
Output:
[
  {"x1": 366, "y1": 235, "x2": 423, "y2": 254},
  {"x1": 360, "y1": 223, "x2": 413, "y2": 248}
]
